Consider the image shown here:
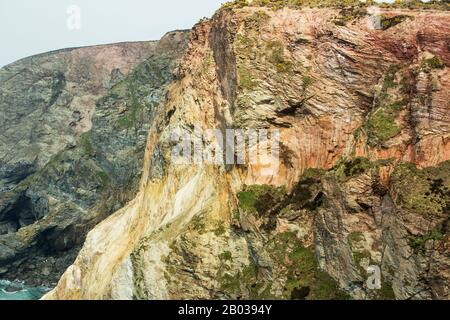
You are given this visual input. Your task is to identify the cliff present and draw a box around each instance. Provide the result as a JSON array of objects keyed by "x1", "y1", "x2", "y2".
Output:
[
  {"x1": 0, "y1": 32, "x2": 189, "y2": 286},
  {"x1": 2, "y1": 3, "x2": 448, "y2": 300},
  {"x1": 42, "y1": 4, "x2": 449, "y2": 300}
]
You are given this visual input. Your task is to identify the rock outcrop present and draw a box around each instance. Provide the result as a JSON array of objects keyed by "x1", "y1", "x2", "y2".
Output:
[
  {"x1": 1, "y1": 2, "x2": 448, "y2": 300},
  {"x1": 0, "y1": 32, "x2": 189, "y2": 286},
  {"x1": 42, "y1": 3, "x2": 449, "y2": 300}
]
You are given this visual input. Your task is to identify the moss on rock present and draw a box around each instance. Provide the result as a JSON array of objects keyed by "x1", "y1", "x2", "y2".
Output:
[
  {"x1": 367, "y1": 108, "x2": 400, "y2": 141},
  {"x1": 219, "y1": 251, "x2": 233, "y2": 262},
  {"x1": 218, "y1": 231, "x2": 349, "y2": 300},
  {"x1": 238, "y1": 68, "x2": 257, "y2": 90},
  {"x1": 366, "y1": 102, "x2": 405, "y2": 144},
  {"x1": 391, "y1": 161, "x2": 450, "y2": 216},
  {"x1": 237, "y1": 184, "x2": 286, "y2": 214},
  {"x1": 267, "y1": 232, "x2": 350, "y2": 300},
  {"x1": 380, "y1": 15, "x2": 411, "y2": 30},
  {"x1": 375, "y1": 281, "x2": 396, "y2": 300},
  {"x1": 78, "y1": 132, "x2": 94, "y2": 156},
  {"x1": 408, "y1": 228, "x2": 444, "y2": 253},
  {"x1": 348, "y1": 231, "x2": 365, "y2": 247},
  {"x1": 266, "y1": 40, "x2": 293, "y2": 73},
  {"x1": 330, "y1": 157, "x2": 380, "y2": 181},
  {"x1": 422, "y1": 56, "x2": 445, "y2": 70}
]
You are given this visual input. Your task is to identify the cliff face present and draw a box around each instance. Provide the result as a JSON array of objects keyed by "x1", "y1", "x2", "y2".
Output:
[
  {"x1": 0, "y1": 32, "x2": 188, "y2": 286},
  {"x1": 32, "y1": 5, "x2": 450, "y2": 300}
]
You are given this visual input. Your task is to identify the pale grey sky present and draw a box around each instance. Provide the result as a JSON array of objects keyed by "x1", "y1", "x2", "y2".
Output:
[{"x1": 0, "y1": 0, "x2": 225, "y2": 67}]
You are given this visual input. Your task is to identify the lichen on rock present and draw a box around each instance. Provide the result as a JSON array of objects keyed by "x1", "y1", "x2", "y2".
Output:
[{"x1": 10, "y1": 3, "x2": 446, "y2": 300}]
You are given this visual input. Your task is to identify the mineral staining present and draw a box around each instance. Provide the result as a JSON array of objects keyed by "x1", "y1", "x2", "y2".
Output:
[{"x1": 2, "y1": 1, "x2": 449, "y2": 300}]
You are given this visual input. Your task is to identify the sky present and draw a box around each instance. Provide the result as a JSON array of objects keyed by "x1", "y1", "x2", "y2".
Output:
[{"x1": 0, "y1": 0, "x2": 225, "y2": 67}]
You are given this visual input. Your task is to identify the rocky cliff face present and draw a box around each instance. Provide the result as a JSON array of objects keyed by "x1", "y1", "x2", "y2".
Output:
[
  {"x1": 5, "y1": 3, "x2": 449, "y2": 300},
  {"x1": 0, "y1": 32, "x2": 188, "y2": 286}
]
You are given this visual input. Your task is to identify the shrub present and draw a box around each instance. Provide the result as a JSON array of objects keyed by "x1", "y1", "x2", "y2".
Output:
[{"x1": 422, "y1": 56, "x2": 445, "y2": 70}]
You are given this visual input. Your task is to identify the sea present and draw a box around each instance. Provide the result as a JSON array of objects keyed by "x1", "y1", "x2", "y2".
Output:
[{"x1": 0, "y1": 280, "x2": 50, "y2": 300}]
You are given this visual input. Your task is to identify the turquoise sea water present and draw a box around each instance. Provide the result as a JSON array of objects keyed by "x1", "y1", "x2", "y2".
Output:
[{"x1": 0, "y1": 280, "x2": 50, "y2": 300}]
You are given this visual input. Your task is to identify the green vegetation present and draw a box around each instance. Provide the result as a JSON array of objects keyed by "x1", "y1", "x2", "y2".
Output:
[
  {"x1": 214, "y1": 224, "x2": 226, "y2": 236},
  {"x1": 238, "y1": 68, "x2": 257, "y2": 90},
  {"x1": 367, "y1": 106, "x2": 401, "y2": 142},
  {"x1": 376, "y1": 282, "x2": 396, "y2": 300},
  {"x1": 383, "y1": 64, "x2": 401, "y2": 90},
  {"x1": 228, "y1": 160, "x2": 448, "y2": 300},
  {"x1": 362, "y1": 64, "x2": 410, "y2": 146},
  {"x1": 222, "y1": 0, "x2": 449, "y2": 10},
  {"x1": 195, "y1": 52, "x2": 215, "y2": 78},
  {"x1": 268, "y1": 232, "x2": 350, "y2": 300},
  {"x1": 330, "y1": 157, "x2": 395, "y2": 185},
  {"x1": 224, "y1": 0, "x2": 362, "y2": 10},
  {"x1": 78, "y1": 132, "x2": 94, "y2": 156},
  {"x1": 124, "y1": 81, "x2": 142, "y2": 131},
  {"x1": 237, "y1": 189, "x2": 258, "y2": 213},
  {"x1": 422, "y1": 56, "x2": 445, "y2": 70},
  {"x1": 391, "y1": 161, "x2": 450, "y2": 216},
  {"x1": 96, "y1": 170, "x2": 111, "y2": 186},
  {"x1": 302, "y1": 75, "x2": 313, "y2": 91},
  {"x1": 190, "y1": 214, "x2": 206, "y2": 233},
  {"x1": 244, "y1": 10, "x2": 270, "y2": 29},
  {"x1": 332, "y1": 6, "x2": 367, "y2": 26},
  {"x1": 237, "y1": 184, "x2": 286, "y2": 214},
  {"x1": 222, "y1": 0, "x2": 249, "y2": 9},
  {"x1": 220, "y1": 260, "x2": 262, "y2": 296},
  {"x1": 232, "y1": 182, "x2": 345, "y2": 298},
  {"x1": 302, "y1": 168, "x2": 326, "y2": 180},
  {"x1": 295, "y1": 37, "x2": 310, "y2": 45},
  {"x1": 219, "y1": 251, "x2": 233, "y2": 261},
  {"x1": 331, "y1": 157, "x2": 374, "y2": 181},
  {"x1": 49, "y1": 71, "x2": 66, "y2": 106},
  {"x1": 234, "y1": 169, "x2": 323, "y2": 219},
  {"x1": 278, "y1": 205, "x2": 298, "y2": 220},
  {"x1": 266, "y1": 40, "x2": 293, "y2": 73},
  {"x1": 111, "y1": 76, "x2": 145, "y2": 132},
  {"x1": 347, "y1": 231, "x2": 365, "y2": 247},
  {"x1": 236, "y1": 34, "x2": 255, "y2": 50},
  {"x1": 352, "y1": 250, "x2": 372, "y2": 275},
  {"x1": 408, "y1": 229, "x2": 444, "y2": 253},
  {"x1": 380, "y1": 15, "x2": 410, "y2": 30},
  {"x1": 218, "y1": 231, "x2": 349, "y2": 300},
  {"x1": 345, "y1": 157, "x2": 371, "y2": 177},
  {"x1": 378, "y1": 0, "x2": 449, "y2": 10},
  {"x1": 289, "y1": 172, "x2": 324, "y2": 210},
  {"x1": 347, "y1": 230, "x2": 372, "y2": 277},
  {"x1": 118, "y1": 115, "x2": 134, "y2": 129}
]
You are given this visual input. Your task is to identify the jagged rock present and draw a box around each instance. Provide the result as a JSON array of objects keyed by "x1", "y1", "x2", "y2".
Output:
[
  {"x1": 2, "y1": 3, "x2": 449, "y2": 300},
  {"x1": 0, "y1": 32, "x2": 189, "y2": 286}
]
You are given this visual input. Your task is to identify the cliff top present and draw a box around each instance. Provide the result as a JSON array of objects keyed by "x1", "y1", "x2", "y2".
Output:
[{"x1": 222, "y1": 0, "x2": 450, "y2": 10}]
